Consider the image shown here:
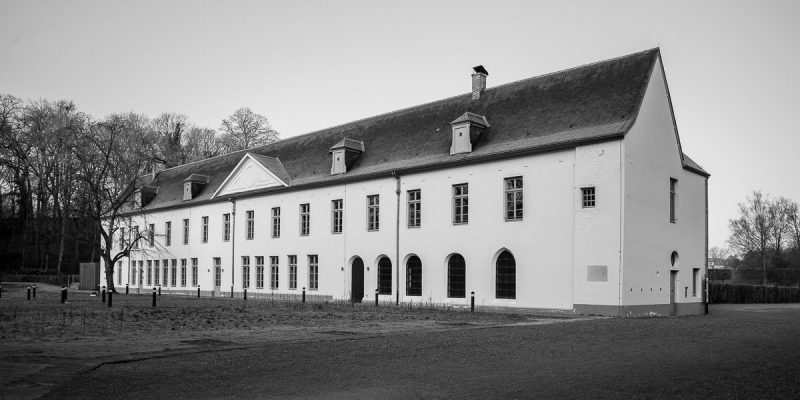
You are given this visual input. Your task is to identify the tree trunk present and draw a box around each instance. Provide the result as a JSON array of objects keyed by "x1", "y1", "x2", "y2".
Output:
[
  {"x1": 57, "y1": 214, "x2": 67, "y2": 275},
  {"x1": 103, "y1": 253, "x2": 117, "y2": 293},
  {"x1": 762, "y1": 252, "x2": 767, "y2": 286}
]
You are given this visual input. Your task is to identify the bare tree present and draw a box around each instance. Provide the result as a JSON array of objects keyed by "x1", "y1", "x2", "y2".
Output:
[
  {"x1": 728, "y1": 191, "x2": 774, "y2": 285},
  {"x1": 768, "y1": 197, "x2": 791, "y2": 256},
  {"x1": 183, "y1": 126, "x2": 222, "y2": 162},
  {"x1": 74, "y1": 113, "x2": 155, "y2": 292},
  {"x1": 708, "y1": 246, "x2": 730, "y2": 266},
  {"x1": 219, "y1": 107, "x2": 279, "y2": 151},
  {"x1": 787, "y1": 201, "x2": 800, "y2": 250}
]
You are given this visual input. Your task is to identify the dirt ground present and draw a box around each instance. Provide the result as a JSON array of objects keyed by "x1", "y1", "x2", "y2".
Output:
[{"x1": 0, "y1": 282, "x2": 585, "y2": 399}]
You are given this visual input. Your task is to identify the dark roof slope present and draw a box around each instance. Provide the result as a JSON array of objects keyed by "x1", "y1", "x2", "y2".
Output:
[{"x1": 141, "y1": 48, "x2": 683, "y2": 211}]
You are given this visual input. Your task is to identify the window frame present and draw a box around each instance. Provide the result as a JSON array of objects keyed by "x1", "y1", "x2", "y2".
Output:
[
  {"x1": 191, "y1": 258, "x2": 198, "y2": 287},
  {"x1": 255, "y1": 256, "x2": 264, "y2": 289},
  {"x1": 246, "y1": 210, "x2": 255, "y2": 240},
  {"x1": 406, "y1": 255, "x2": 422, "y2": 296},
  {"x1": 201, "y1": 216, "x2": 209, "y2": 243},
  {"x1": 407, "y1": 189, "x2": 421, "y2": 228},
  {"x1": 164, "y1": 222, "x2": 171, "y2": 246},
  {"x1": 271, "y1": 207, "x2": 281, "y2": 238},
  {"x1": 367, "y1": 195, "x2": 380, "y2": 231},
  {"x1": 504, "y1": 177, "x2": 523, "y2": 221},
  {"x1": 452, "y1": 183, "x2": 469, "y2": 225},
  {"x1": 377, "y1": 257, "x2": 392, "y2": 295},
  {"x1": 182, "y1": 219, "x2": 189, "y2": 245},
  {"x1": 154, "y1": 260, "x2": 160, "y2": 285},
  {"x1": 308, "y1": 255, "x2": 318, "y2": 291},
  {"x1": 300, "y1": 204, "x2": 310, "y2": 236},
  {"x1": 331, "y1": 199, "x2": 343, "y2": 234},
  {"x1": 146, "y1": 260, "x2": 152, "y2": 285},
  {"x1": 447, "y1": 254, "x2": 466, "y2": 298},
  {"x1": 180, "y1": 258, "x2": 187, "y2": 287},
  {"x1": 495, "y1": 251, "x2": 516, "y2": 299},
  {"x1": 223, "y1": 213, "x2": 231, "y2": 241},
  {"x1": 270, "y1": 256, "x2": 279, "y2": 290},
  {"x1": 581, "y1": 187, "x2": 596, "y2": 209},
  {"x1": 148, "y1": 223, "x2": 155, "y2": 247},
  {"x1": 242, "y1": 256, "x2": 250, "y2": 289},
  {"x1": 288, "y1": 255, "x2": 297, "y2": 290},
  {"x1": 670, "y1": 178, "x2": 678, "y2": 223}
]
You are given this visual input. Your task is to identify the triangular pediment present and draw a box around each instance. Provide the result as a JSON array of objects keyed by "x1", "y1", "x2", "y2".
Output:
[{"x1": 212, "y1": 153, "x2": 289, "y2": 198}]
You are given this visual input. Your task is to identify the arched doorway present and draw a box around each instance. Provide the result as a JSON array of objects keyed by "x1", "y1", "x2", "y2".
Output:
[
  {"x1": 447, "y1": 254, "x2": 466, "y2": 298},
  {"x1": 496, "y1": 250, "x2": 516, "y2": 299},
  {"x1": 377, "y1": 257, "x2": 392, "y2": 295},
  {"x1": 351, "y1": 257, "x2": 364, "y2": 303}
]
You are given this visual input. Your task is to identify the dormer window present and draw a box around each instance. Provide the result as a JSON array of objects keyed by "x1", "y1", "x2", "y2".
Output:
[
  {"x1": 329, "y1": 138, "x2": 365, "y2": 175},
  {"x1": 134, "y1": 185, "x2": 158, "y2": 208},
  {"x1": 450, "y1": 112, "x2": 490, "y2": 155},
  {"x1": 183, "y1": 174, "x2": 209, "y2": 201}
]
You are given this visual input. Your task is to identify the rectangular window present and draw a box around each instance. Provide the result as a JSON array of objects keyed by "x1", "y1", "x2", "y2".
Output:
[
  {"x1": 147, "y1": 260, "x2": 152, "y2": 285},
  {"x1": 271, "y1": 207, "x2": 281, "y2": 238},
  {"x1": 148, "y1": 224, "x2": 155, "y2": 247},
  {"x1": 242, "y1": 256, "x2": 250, "y2": 289},
  {"x1": 138, "y1": 261, "x2": 143, "y2": 286},
  {"x1": 162, "y1": 259, "x2": 168, "y2": 286},
  {"x1": 693, "y1": 268, "x2": 700, "y2": 297},
  {"x1": 367, "y1": 195, "x2": 380, "y2": 231},
  {"x1": 131, "y1": 261, "x2": 136, "y2": 284},
  {"x1": 117, "y1": 262, "x2": 122, "y2": 285},
  {"x1": 670, "y1": 178, "x2": 678, "y2": 223},
  {"x1": 453, "y1": 184, "x2": 469, "y2": 224},
  {"x1": 119, "y1": 227, "x2": 125, "y2": 250},
  {"x1": 331, "y1": 199, "x2": 343, "y2": 234},
  {"x1": 180, "y1": 259, "x2": 187, "y2": 287},
  {"x1": 191, "y1": 258, "x2": 198, "y2": 287},
  {"x1": 300, "y1": 204, "x2": 310, "y2": 236},
  {"x1": 154, "y1": 260, "x2": 160, "y2": 285},
  {"x1": 308, "y1": 255, "x2": 318, "y2": 291},
  {"x1": 223, "y1": 213, "x2": 231, "y2": 241},
  {"x1": 132, "y1": 226, "x2": 139, "y2": 248},
  {"x1": 270, "y1": 256, "x2": 279, "y2": 289},
  {"x1": 171, "y1": 259, "x2": 177, "y2": 287},
  {"x1": 581, "y1": 187, "x2": 596, "y2": 209},
  {"x1": 201, "y1": 216, "x2": 209, "y2": 243},
  {"x1": 288, "y1": 255, "x2": 297, "y2": 290},
  {"x1": 246, "y1": 210, "x2": 254, "y2": 240},
  {"x1": 505, "y1": 177, "x2": 523, "y2": 220},
  {"x1": 255, "y1": 256, "x2": 264, "y2": 289},
  {"x1": 165, "y1": 221, "x2": 171, "y2": 246},
  {"x1": 182, "y1": 219, "x2": 189, "y2": 245},
  {"x1": 407, "y1": 189, "x2": 421, "y2": 228}
]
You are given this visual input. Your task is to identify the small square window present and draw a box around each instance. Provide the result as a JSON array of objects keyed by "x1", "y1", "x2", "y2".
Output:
[{"x1": 581, "y1": 187, "x2": 596, "y2": 208}]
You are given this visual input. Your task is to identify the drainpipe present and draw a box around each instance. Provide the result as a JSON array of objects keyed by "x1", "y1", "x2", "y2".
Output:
[
  {"x1": 704, "y1": 177, "x2": 709, "y2": 314},
  {"x1": 393, "y1": 172, "x2": 401, "y2": 305},
  {"x1": 230, "y1": 198, "x2": 236, "y2": 297}
]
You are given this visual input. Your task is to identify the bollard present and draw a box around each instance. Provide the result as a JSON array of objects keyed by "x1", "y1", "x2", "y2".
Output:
[
  {"x1": 302, "y1": 287, "x2": 306, "y2": 303},
  {"x1": 32, "y1": 284, "x2": 37, "y2": 299},
  {"x1": 230, "y1": 285, "x2": 234, "y2": 299},
  {"x1": 102, "y1": 286, "x2": 106, "y2": 303},
  {"x1": 61, "y1": 286, "x2": 68, "y2": 303},
  {"x1": 197, "y1": 286, "x2": 200, "y2": 298},
  {"x1": 158, "y1": 286, "x2": 162, "y2": 296},
  {"x1": 471, "y1": 291, "x2": 475, "y2": 313},
  {"x1": 244, "y1": 288, "x2": 247, "y2": 301},
  {"x1": 108, "y1": 290, "x2": 113, "y2": 308},
  {"x1": 152, "y1": 287, "x2": 157, "y2": 307},
  {"x1": 27, "y1": 286, "x2": 31, "y2": 301},
  {"x1": 375, "y1": 289, "x2": 379, "y2": 307},
  {"x1": 125, "y1": 283, "x2": 129, "y2": 295}
]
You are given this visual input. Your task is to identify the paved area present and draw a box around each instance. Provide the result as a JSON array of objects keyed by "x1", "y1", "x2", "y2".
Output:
[{"x1": 32, "y1": 304, "x2": 800, "y2": 399}]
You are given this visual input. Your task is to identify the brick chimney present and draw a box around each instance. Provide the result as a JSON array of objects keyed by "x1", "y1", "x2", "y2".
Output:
[{"x1": 471, "y1": 65, "x2": 488, "y2": 100}]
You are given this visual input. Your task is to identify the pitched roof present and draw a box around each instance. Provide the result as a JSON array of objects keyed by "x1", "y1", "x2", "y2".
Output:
[
  {"x1": 138, "y1": 48, "x2": 702, "y2": 212},
  {"x1": 681, "y1": 154, "x2": 709, "y2": 177}
]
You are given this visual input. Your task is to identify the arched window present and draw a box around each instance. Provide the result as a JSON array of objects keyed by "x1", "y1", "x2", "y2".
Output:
[
  {"x1": 377, "y1": 257, "x2": 392, "y2": 295},
  {"x1": 671, "y1": 251, "x2": 679, "y2": 267},
  {"x1": 496, "y1": 250, "x2": 516, "y2": 299},
  {"x1": 447, "y1": 254, "x2": 466, "y2": 298},
  {"x1": 406, "y1": 256, "x2": 422, "y2": 296}
]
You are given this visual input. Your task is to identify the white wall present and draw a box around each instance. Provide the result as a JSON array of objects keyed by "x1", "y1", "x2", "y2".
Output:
[{"x1": 622, "y1": 56, "x2": 707, "y2": 308}]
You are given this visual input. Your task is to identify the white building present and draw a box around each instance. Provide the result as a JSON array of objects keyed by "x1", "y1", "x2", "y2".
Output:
[{"x1": 106, "y1": 48, "x2": 709, "y2": 317}]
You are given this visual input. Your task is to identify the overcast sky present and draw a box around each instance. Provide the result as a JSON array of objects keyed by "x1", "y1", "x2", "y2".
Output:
[{"x1": 2, "y1": 0, "x2": 798, "y2": 250}]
